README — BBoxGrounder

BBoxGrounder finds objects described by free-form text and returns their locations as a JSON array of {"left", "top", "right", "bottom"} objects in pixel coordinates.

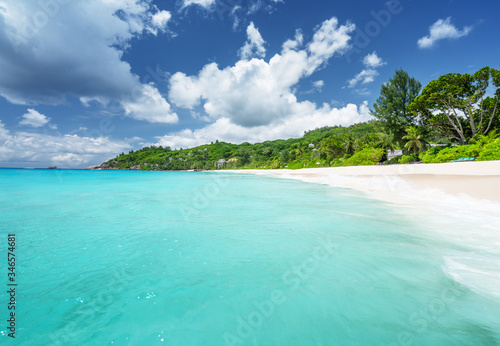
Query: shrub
[
  {"left": 344, "top": 148, "right": 384, "bottom": 166},
  {"left": 420, "top": 145, "right": 449, "bottom": 163},
  {"left": 421, "top": 144, "right": 482, "bottom": 163},
  {"left": 398, "top": 155, "right": 413, "bottom": 164},
  {"left": 269, "top": 159, "right": 280, "bottom": 169},
  {"left": 330, "top": 158, "right": 343, "bottom": 167},
  {"left": 435, "top": 144, "right": 481, "bottom": 163},
  {"left": 387, "top": 155, "right": 402, "bottom": 165},
  {"left": 477, "top": 141, "right": 500, "bottom": 161}
]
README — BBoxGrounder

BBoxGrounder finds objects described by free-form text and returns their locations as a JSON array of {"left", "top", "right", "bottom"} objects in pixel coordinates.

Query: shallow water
[{"left": 0, "top": 169, "right": 499, "bottom": 345}]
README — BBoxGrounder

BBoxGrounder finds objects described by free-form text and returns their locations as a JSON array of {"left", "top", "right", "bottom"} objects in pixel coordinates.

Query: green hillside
[{"left": 98, "top": 122, "right": 386, "bottom": 170}]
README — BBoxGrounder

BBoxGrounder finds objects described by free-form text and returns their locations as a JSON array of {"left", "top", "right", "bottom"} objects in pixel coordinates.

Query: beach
[{"left": 226, "top": 160, "right": 500, "bottom": 203}]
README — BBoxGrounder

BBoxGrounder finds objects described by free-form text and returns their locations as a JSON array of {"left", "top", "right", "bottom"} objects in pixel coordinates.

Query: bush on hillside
[
  {"left": 422, "top": 144, "right": 482, "bottom": 163},
  {"left": 398, "top": 154, "right": 419, "bottom": 164},
  {"left": 419, "top": 145, "right": 449, "bottom": 163},
  {"left": 343, "top": 148, "right": 384, "bottom": 166},
  {"left": 477, "top": 141, "right": 500, "bottom": 161}
]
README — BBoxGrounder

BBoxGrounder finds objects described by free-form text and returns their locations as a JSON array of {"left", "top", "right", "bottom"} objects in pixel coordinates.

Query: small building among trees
[{"left": 216, "top": 159, "right": 226, "bottom": 168}]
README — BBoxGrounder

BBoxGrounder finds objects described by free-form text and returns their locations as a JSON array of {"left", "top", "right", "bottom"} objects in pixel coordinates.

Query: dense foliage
[
  {"left": 419, "top": 145, "right": 482, "bottom": 163},
  {"left": 102, "top": 123, "right": 387, "bottom": 170},
  {"left": 371, "top": 69, "right": 422, "bottom": 144},
  {"left": 409, "top": 67, "right": 500, "bottom": 144},
  {"left": 419, "top": 131, "right": 500, "bottom": 163}
]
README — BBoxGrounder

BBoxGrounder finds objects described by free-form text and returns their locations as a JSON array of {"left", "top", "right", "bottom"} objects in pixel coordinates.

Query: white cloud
[
  {"left": 0, "top": 121, "right": 131, "bottom": 168},
  {"left": 306, "top": 18, "right": 355, "bottom": 74},
  {"left": 182, "top": 0, "right": 215, "bottom": 9},
  {"left": 19, "top": 108, "right": 50, "bottom": 128},
  {"left": 162, "top": 17, "right": 371, "bottom": 148},
  {"left": 346, "top": 69, "right": 379, "bottom": 88},
  {"left": 121, "top": 84, "right": 178, "bottom": 124},
  {"left": 149, "top": 10, "right": 172, "bottom": 35},
  {"left": 313, "top": 80, "right": 325, "bottom": 91},
  {"left": 418, "top": 17, "right": 472, "bottom": 49},
  {"left": 354, "top": 88, "right": 371, "bottom": 96},
  {"left": 346, "top": 51, "right": 385, "bottom": 88},
  {"left": 156, "top": 102, "right": 372, "bottom": 149},
  {"left": 169, "top": 17, "right": 356, "bottom": 128},
  {"left": 282, "top": 29, "right": 304, "bottom": 51},
  {"left": 239, "top": 22, "right": 266, "bottom": 60},
  {"left": 363, "top": 52, "right": 386, "bottom": 68},
  {"left": 0, "top": 0, "right": 177, "bottom": 124}
]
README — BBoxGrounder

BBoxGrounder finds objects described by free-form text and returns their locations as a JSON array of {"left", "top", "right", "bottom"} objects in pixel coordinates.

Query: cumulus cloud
[
  {"left": 121, "top": 84, "right": 178, "bottom": 123},
  {"left": 363, "top": 51, "right": 386, "bottom": 68},
  {"left": 19, "top": 108, "right": 50, "bottom": 128},
  {"left": 0, "top": 121, "right": 131, "bottom": 168},
  {"left": 313, "top": 80, "right": 325, "bottom": 91},
  {"left": 346, "top": 51, "right": 385, "bottom": 88},
  {"left": 0, "top": 0, "right": 177, "bottom": 124},
  {"left": 149, "top": 10, "right": 172, "bottom": 35},
  {"left": 306, "top": 18, "right": 355, "bottom": 74},
  {"left": 239, "top": 22, "right": 266, "bottom": 60},
  {"left": 282, "top": 29, "right": 304, "bottom": 51},
  {"left": 182, "top": 0, "right": 216, "bottom": 8},
  {"left": 156, "top": 102, "right": 372, "bottom": 149},
  {"left": 346, "top": 69, "right": 379, "bottom": 88},
  {"left": 162, "top": 17, "right": 371, "bottom": 148},
  {"left": 169, "top": 17, "right": 355, "bottom": 128},
  {"left": 418, "top": 17, "right": 472, "bottom": 49}
]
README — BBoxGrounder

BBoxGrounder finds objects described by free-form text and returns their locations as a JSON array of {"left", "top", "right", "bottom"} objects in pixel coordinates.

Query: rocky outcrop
[
  {"left": 86, "top": 163, "right": 115, "bottom": 170},
  {"left": 86, "top": 162, "right": 164, "bottom": 171}
]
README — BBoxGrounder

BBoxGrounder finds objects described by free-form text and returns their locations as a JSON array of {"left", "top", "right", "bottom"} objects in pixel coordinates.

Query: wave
[{"left": 261, "top": 171, "right": 500, "bottom": 302}]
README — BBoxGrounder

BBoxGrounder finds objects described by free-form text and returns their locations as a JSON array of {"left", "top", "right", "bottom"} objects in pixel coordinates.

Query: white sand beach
[{"left": 226, "top": 160, "right": 500, "bottom": 203}]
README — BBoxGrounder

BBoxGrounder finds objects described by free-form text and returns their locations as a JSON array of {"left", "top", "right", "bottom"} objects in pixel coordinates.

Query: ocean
[{"left": 0, "top": 168, "right": 499, "bottom": 345}]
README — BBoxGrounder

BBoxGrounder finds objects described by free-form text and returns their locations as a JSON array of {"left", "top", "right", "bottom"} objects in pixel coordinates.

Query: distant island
[{"left": 89, "top": 67, "right": 500, "bottom": 171}]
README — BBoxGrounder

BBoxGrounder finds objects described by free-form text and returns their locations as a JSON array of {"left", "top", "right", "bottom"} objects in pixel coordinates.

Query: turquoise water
[{"left": 0, "top": 168, "right": 499, "bottom": 345}]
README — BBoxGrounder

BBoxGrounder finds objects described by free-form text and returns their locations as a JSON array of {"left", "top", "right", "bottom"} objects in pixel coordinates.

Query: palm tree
[
  {"left": 296, "top": 147, "right": 304, "bottom": 157},
  {"left": 375, "top": 132, "right": 397, "bottom": 152},
  {"left": 477, "top": 129, "right": 499, "bottom": 145},
  {"left": 341, "top": 136, "right": 356, "bottom": 155},
  {"left": 403, "top": 127, "right": 428, "bottom": 155}
]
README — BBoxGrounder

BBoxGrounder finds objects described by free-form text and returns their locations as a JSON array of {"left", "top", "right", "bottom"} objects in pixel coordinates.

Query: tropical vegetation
[{"left": 98, "top": 66, "right": 500, "bottom": 171}]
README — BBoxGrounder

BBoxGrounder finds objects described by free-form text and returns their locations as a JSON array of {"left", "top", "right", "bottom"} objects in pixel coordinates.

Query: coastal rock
[{"left": 86, "top": 163, "right": 113, "bottom": 170}]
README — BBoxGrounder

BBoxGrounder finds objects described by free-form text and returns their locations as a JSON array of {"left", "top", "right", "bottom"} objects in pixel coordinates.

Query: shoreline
[{"left": 224, "top": 160, "right": 500, "bottom": 204}]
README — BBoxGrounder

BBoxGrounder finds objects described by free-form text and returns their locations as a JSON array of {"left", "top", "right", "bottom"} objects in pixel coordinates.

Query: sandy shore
[{"left": 225, "top": 160, "right": 500, "bottom": 203}]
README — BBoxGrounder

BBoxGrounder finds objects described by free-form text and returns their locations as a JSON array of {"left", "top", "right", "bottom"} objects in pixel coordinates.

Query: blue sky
[{"left": 0, "top": 0, "right": 499, "bottom": 168}]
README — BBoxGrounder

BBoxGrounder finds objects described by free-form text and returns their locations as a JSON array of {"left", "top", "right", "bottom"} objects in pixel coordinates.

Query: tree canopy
[
  {"left": 409, "top": 66, "right": 500, "bottom": 144},
  {"left": 403, "top": 126, "right": 428, "bottom": 155},
  {"left": 371, "top": 69, "right": 422, "bottom": 143}
]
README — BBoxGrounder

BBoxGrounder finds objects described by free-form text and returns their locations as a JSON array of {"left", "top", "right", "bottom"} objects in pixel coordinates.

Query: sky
[{"left": 0, "top": 0, "right": 499, "bottom": 168}]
